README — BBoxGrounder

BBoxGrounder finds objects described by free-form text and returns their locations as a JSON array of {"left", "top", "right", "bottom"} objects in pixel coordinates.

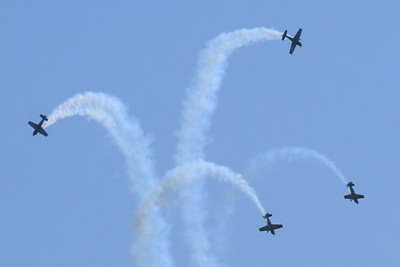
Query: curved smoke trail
[
  {"left": 247, "top": 147, "right": 348, "bottom": 185},
  {"left": 174, "top": 28, "right": 281, "bottom": 266},
  {"left": 175, "top": 27, "right": 281, "bottom": 163},
  {"left": 40, "top": 27, "right": 350, "bottom": 267},
  {"left": 133, "top": 160, "right": 265, "bottom": 266},
  {"left": 216, "top": 146, "right": 349, "bottom": 238},
  {"left": 43, "top": 92, "right": 157, "bottom": 197},
  {"left": 43, "top": 92, "right": 174, "bottom": 266}
]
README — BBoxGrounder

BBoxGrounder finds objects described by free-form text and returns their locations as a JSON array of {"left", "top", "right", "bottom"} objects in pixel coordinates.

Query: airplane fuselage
[
  {"left": 265, "top": 217, "right": 275, "bottom": 235},
  {"left": 347, "top": 187, "right": 359, "bottom": 203},
  {"left": 349, "top": 187, "right": 355, "bottom": 195},
  {"left": 347, "top": 195, "right": 359, "bottom": 204},
  {"left": 33, "top": 119, "right": 45, "bottom": 136},
  {"left": 287, "top": 36, "right": 302, "bottom": 47}
]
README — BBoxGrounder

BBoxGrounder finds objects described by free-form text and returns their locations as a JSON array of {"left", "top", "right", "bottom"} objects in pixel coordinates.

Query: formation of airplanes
[
  {"left": 28, "top": 28, "right": 364, "bottom": 238},
  {"left": 260, "top": 181, "right": 364, "bottom": 236},
  {"left": 28, "top": 114, "right": 366, "bottom": 236},
  {"left": 260, "top": 28, "right": 365, "bottom": 236},
  {"left": 27, "top": 31, "right": 303, "bottom": 139}
]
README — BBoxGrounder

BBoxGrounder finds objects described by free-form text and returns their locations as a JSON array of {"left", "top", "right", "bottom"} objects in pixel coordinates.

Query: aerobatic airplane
[
  {"left": 28, "top": 114, "right": 48, "bottom": 137},
  {"left": 282, "top": 28, "right": 303, "bottom": 54},
  {"left": 344, "top": 182, "right": 364, "bottom": 204},
  {"left": 259, "top": 213, "right": 283, "bottom": 235}
]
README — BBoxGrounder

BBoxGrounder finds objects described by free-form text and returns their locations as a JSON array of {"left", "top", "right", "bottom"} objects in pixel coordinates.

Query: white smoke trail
[
  {"left": 43, "top": 92, "right": 157, "bottom": 198},
  {"left": 175, "top": 27, "right": 281, "bottom": 164},
  {"left": 216, "top": 146, "right": 348, "bottom": 237},
  {"left": 43, "top": 92, "right": 172, "bottom": 266},
  {"left": 174, "top": 28, "right": 281, "bottom": 266},
  {"left": 247, "top": 147, "right": 348, "bottom": 185},
  {"left": 133, "top": 160, "right": 265, "bottom": 266},
  {"left": 179, "top": 179, "right": 217, "bottom": 266}
]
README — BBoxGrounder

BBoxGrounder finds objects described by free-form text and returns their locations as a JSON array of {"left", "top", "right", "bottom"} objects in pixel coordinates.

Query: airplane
[
  {"left": 282, "top": 28, "right": 303, "bottom": 54},
  {"left": 28, "top": 114, "right": 48, "bottom": 137},
  {"left": 344, "top": 182, "right": 364, "bottom": 204},
  {"left": 259, "top": 213, "right": 283, "bottom": 235}
]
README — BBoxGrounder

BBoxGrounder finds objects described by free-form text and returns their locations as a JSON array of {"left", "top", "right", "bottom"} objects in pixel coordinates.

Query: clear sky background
[{"left": 1, "top": 0, "right": 399, "bottom": 266}]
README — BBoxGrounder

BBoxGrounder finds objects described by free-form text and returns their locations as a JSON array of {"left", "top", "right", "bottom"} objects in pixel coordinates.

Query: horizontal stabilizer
[
  {"left": 40, "top": 114, "right": 48, "bottom": 121},
  {"left": 282, "top": 30, "right": 287, "bottom": 41}
]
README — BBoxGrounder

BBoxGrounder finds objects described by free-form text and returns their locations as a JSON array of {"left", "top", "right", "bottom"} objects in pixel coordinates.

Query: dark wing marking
[
  {"left": 37, "top": 127, "right": 48, "bottom": 137},
  {"left": 259, "top": 225, "right": 271, "bottom": 232},
  {"left": 290, "top": 42, "right": 297, "bottom": 54},
  {"left": 28, "top": 121, "right": 38, "bottom": 129},
  {"left": 294, "top": 28, "right": 302, "bottom": 40},
  {"left": 271, "top": 224, "right": 283, "bottom": 230}
]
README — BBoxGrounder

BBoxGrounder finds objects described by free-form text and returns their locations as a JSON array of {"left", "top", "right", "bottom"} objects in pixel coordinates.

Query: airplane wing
[
  {"left": 344, "top": 194, "right": 352, "bottom": 199},
  {"left": 294, "top": 28, "right": 302, "bottom": 40},
  {"left": 37, "top": 127, "right": 48, "bottom": 137},
  {"left": 270, "top": 224, "right": 283, "bottom": 230},
  {"left": 289, "top": 42, "right": 297, "bottom": 54},
  {"left": 355, "top": 194, "right": 364, "bottom": 199},
  {"left": 28, "top": 121, "right": 38, "bottom": 129},
  {"left": 259, "top": 224, "right": 282, "bottom": 231},
  {"left": 259, "top": 225, "right": 271, "bottom": 232}
]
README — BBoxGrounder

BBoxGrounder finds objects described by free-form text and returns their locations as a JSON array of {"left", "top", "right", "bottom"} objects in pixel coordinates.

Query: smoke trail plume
[
  {"left": 216, "top": 146, "right": 349, "bottom": 237},
  {"left": 174, "top": 28, "right": 281, "bottom": 266},
  {"left": 44, "top": 92, "right": 173, "bottom": 266},
  {"left": 44, "top": 92, "right": 157, "bottom": 198},
  {"left": 247, "top": 147, "right": 348, "bottom": 185},
  {"left": 134, "top": 160, "right": 265, "bottom": 266},
  {"left": 37, "top": 25, "right": 351, "bottom": 267},
  {"left": 175, "top": 27, "right": 281, "bottom": 164}
]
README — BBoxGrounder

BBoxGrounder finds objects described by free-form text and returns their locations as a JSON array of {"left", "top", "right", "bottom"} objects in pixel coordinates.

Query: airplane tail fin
[
  {"left": 282, "top": 30, "right": 287, "bottom": 41},
  {"left": 347, "top": 182, "right": 355, "bottom": 187},
  {"left": 40, "top": 114, "right": 48, "bottom": 121}
]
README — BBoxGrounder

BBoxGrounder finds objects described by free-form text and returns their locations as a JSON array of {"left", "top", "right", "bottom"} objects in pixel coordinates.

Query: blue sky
[{"left": 1, "top": 0, "right": 399, "bottom": 266}]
